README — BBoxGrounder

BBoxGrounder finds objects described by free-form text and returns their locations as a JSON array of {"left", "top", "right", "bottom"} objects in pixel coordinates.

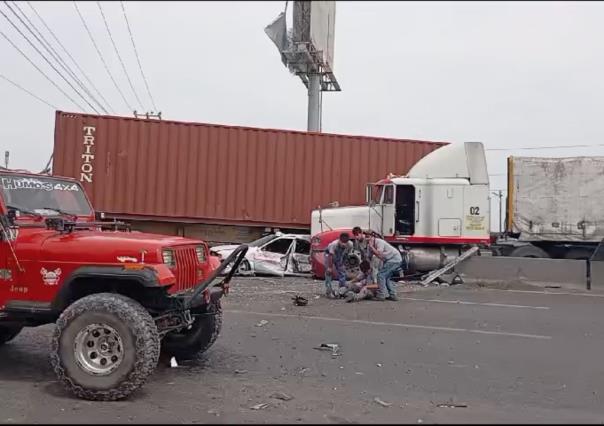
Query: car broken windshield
[{"left": 0, "top": 174, "right": 92, "bottom": 216}]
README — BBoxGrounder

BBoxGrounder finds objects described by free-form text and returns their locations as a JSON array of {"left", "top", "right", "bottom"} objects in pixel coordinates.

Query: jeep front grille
[{"left": 172, "top": 246, "right": 199, "bottom": 292}]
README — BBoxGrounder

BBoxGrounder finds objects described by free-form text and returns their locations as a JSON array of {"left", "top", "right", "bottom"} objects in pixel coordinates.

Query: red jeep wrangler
[{"left": 0, "top": 170, "right": 247, "bottom": 401}]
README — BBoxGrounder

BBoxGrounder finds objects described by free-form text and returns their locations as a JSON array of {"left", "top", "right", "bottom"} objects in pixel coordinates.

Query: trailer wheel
[
  {"left": 508, "top": 245, "right": 550, "bottom": 258},
  {"left": 161, "top": 301, "right": 223, "bottom": 361},
  {"left": 50, "top": 293, "right": 160, "bottom": 401},
  {"left": 0, "top": 325, "right": 22, "bottom": 345}
]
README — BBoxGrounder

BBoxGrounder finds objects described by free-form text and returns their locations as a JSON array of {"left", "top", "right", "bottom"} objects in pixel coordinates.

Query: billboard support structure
[{"left": 265, "top": 1, "right": 340, "bottom": 132}]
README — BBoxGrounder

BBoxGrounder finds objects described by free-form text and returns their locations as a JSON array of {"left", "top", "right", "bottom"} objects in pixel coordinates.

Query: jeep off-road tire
[
  {"left": 0, "top": 325, "right": 23, "bottom": 345},
  {"left": 161, "top": 301, "right": 222, "bottom": 361},
  {"left": 50, "top": 293, "right": 160, "bottom": 401}
]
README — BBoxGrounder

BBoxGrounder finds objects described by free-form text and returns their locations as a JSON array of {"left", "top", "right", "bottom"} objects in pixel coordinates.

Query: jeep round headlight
[
  {"left": 162, "top": 248, "right": 175, "bottom": 267},
  {"left": 195, "top": 245, "right": 206, "bottom": 263}
]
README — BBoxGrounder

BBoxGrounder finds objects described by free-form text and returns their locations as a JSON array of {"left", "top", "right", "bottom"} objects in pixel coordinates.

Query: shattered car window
[
  {"left": 295, "top": 239, "right": 311, "bottom": 255},
  {"left": 263, "top": 238, "right": 293, "bottom": 255}
]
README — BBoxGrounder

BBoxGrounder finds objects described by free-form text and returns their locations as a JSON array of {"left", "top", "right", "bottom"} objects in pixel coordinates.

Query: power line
[
  {"left": 0, "top": 3, "right": 97, "bottom": 112},
  {"left": 0, "top": 72, "right": 58, "bottom": 109},
  {"left": 120, "top": 1, "right": 157, "bottom": 111},
  {"left": 5, "top": 0, "right": 108, "bottom": 114},
  {"left": 27, "top": 0, "right": 115, "bottom": 113},
  {"left": 73, "top": 1, "right": 133, "bottom": 112},
  {"left": 486, "top": 143, "right": 604, "bottom": 152},
  {"left": 97, "top": 1, "right": 143, "bottom": 110},
  {"left": 0, "top": 28, "right": 85, "bottom": 110}
]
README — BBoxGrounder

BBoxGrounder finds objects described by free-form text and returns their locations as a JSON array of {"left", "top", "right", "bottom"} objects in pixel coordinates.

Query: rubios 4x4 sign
[
  {"left": 80, "top": 125, "right": 96, "bottom": 183},
  {"left": 1, "top": 177, "right": 79, "bottom": 192}
]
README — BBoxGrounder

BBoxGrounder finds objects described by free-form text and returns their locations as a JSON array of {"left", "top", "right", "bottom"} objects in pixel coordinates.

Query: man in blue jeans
[
  {"left": 324, "top": 232, "right": 354, "bottom": 298},
  {"left": 367, "top": 234, "right": 402, "bottom": 301}
]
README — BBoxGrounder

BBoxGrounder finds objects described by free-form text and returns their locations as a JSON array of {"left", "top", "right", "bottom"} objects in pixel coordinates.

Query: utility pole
[
  {"left": 491, "top": 190, "right": 503, "bottom": 235},
  {"left": 307, "top": 73, "right": 321, "bottom": 132}
]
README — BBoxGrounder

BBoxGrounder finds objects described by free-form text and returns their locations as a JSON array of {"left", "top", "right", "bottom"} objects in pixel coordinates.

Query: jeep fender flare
[{"left": 51, "top": 266, "right": 162, "bottom": 313}]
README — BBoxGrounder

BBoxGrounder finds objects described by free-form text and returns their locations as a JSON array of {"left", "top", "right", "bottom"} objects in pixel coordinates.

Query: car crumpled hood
[{"left": 38, "top": 230, "right": 203, "bottom": 264}]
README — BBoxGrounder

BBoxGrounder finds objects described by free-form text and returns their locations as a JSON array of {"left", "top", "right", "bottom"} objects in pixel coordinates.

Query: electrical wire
[
  {"left": 0, "top": 4, "right": 96, "bottom": 112},
  {"left": 0, "top": 28, "right": 85, "bottom": 110},
  {"left": 97, "top": 1, "right": 143, "bottom": 111},
  {"left": 73, "top": 1, "right": 133, "bottom": 112},
  {"left": 486, "top": 143, "right": 604, "bottom": 152},
  {"left": 0, "top": 72, "right": 58, "bottom": 109},
  {"left": 120, "top": 1, "right": 157, "bottom": 111},
  {"left": 5, "top": 0, "right": 108, "bottom": 114},
  {"left": 27, "top": 0, "right": 115, "bottom": 113}
]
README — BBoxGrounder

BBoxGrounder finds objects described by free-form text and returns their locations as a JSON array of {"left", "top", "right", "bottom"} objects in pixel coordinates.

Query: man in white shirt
[{"left": 367, "top": 235, "right": 402, "bottom": 301}]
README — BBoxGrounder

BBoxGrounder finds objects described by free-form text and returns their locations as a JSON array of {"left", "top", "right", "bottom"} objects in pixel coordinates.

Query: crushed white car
[{"left": 210, "top": 233, "right": 311, "bottom": 277}]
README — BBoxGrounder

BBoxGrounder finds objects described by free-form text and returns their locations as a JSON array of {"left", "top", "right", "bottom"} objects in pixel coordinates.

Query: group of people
[{"left": 324, "top": 227, "right": 403, "bottom": 303}]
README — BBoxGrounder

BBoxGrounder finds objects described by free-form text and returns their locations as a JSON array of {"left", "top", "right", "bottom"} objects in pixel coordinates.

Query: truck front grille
[{"left": 173, "top": 246, "right": 199, "bottom": 292}]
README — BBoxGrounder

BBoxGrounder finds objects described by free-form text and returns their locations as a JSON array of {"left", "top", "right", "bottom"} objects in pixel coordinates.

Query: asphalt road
[{"left": 1, "top": 277, "right": 604, "bottom": 424}]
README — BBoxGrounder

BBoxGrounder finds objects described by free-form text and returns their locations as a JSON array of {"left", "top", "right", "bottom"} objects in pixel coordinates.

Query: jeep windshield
[{"left": 0, "top": 174, "right": 92, "bottom": 217}]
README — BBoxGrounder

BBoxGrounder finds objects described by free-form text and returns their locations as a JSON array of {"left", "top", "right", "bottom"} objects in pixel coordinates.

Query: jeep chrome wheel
[
  {"left": 50, "top": 293, "right": 160, "bottom": 401},
  {"left": 74, "top": 323, "right": 124, "bottom": 376}
]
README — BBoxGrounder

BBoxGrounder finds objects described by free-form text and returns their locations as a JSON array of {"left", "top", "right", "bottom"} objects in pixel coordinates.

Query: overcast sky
[{"left": 1, "top": 1, "right": 604, "bottom": 229}]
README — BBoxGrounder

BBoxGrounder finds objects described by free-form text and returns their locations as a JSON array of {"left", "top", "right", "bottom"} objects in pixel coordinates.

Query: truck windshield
[{"left": 0, "top": 174, "right": 92, "bottom": 216}]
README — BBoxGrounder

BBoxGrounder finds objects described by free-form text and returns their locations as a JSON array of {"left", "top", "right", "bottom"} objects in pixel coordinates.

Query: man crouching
[{"left": 343, "top": 260, "right": 378, "bottom": 303}]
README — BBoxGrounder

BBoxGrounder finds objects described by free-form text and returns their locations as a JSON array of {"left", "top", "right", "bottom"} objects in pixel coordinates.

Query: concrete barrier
[
  {"left": 454, "top": 256, "right": 588, "bottom": 290},
  {"left": 589, "top": 261, "right": 604, "bottom": 288}
]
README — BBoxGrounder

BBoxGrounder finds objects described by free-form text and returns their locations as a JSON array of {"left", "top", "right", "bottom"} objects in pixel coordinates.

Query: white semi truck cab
[{"left": 311, "top": 142, "right": 492, "bottom": 272}]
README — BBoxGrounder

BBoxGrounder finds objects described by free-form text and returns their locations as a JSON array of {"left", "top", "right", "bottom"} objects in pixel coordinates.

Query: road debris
[
  {"left": 314, "top": 343, "right": 341, "bottom": 356},
  {"left": 374, "top": 397, "right": 392, "bottom": 407},
  {"left": 376, "top": 363, "right": 383, "bottom": 367},
  {"left": 437, "top": 403, "right": 468, "bottom": 408},
  {"left": 314, "top": 295, "right": 321, "bottom": 299},
  {"left": 170, "top": 357, "right": 178, "bottom": 368},
  {"left": 292, "top": 295, "right": 308, "bottom": 306},
  {"left": 256, "top": 320, "right": 269, "bottom": 327},
  {"left": 250, "top": 403, "right": 270, "bottom": 410},
  {"left": 270, "top": 392, "right": 294, "bottom": 401},
  {"left": 234, "top": 369, "right": 248, "bottom": 375}
]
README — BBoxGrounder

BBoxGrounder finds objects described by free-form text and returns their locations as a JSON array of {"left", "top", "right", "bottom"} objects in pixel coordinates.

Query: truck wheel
[
  {"left": 508, "top": 245, "right": 550, "bottom": 258},
  {"left": 50, "top": 293, "right": 160, "bottom": 401},
  {"left": 0, "top": 325, "right": 23, "bottom": 345},
  {"left": 161, "top": 301, "right": 222, "bottom": 361}
]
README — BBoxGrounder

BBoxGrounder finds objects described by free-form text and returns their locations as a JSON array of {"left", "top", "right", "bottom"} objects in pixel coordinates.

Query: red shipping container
[{"left": 52, "top": 111, "right": 446, "bottom": 229}]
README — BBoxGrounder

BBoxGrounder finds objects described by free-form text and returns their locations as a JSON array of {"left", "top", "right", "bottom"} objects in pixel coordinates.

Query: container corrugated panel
[{"left": 53, "top": 111, "right": 447, "bottom": 228}]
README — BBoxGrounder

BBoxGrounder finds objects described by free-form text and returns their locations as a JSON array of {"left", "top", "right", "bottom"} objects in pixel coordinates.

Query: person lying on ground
[{"left": 343, "top": 260, "right": 379, "bottom": 303}]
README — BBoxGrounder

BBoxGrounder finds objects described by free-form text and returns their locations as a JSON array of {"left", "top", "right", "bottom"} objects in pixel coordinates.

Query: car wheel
[
  {"left": 237, "top": 259, "right": 253, "bottom": 275},
  {"left": 50, "top": 293, "right": 160, "bottom": 401}
]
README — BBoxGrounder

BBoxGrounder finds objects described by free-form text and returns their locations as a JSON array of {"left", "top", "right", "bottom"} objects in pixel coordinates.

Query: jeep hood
[{"left": 35, "top": 230, "right": 203, "bottom": 264}]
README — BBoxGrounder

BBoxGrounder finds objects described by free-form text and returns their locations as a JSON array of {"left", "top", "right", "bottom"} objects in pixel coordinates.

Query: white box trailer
[{"left": 498, "top": 156, "right": 604, "bottom": 259}]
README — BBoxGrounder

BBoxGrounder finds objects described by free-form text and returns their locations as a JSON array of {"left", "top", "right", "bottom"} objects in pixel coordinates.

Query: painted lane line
[
  {"left": 476, "top": 288, "right": 604, "bottom": 298},
  {"left": 225, "top": 310, "right": 552, "bottom": 340},
  {"left": 403, "top": 297, "right": 550, "bottom": 310}
]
